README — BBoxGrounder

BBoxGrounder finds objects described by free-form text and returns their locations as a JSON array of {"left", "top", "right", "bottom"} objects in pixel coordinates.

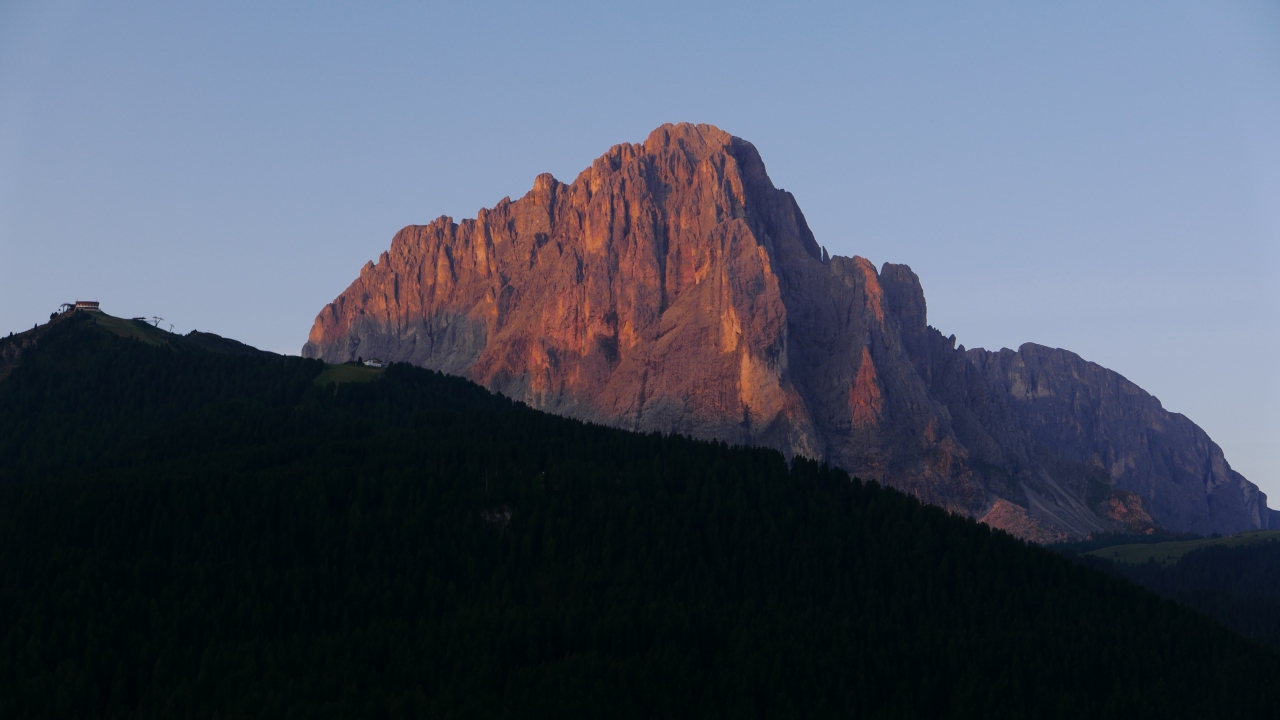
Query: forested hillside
[
  {"left": 1059, "top": 535, "right": 1280, "bottom": 651},
  {"left": 1, "top": 313, "right": 1277, "bottom": 718}
]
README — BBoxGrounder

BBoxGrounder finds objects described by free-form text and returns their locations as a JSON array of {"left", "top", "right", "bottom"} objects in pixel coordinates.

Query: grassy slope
[
  {"left": 315, "top": 362, "right": 384, "bottom": 385},
  {"left": 88, "top": 313, "right": 172, "bottom": 346},
  {"left": 1087, "top": 530, "right": 1280, "bottom": 566}
]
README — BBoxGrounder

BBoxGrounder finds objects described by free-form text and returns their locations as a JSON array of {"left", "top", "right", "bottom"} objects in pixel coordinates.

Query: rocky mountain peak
[{"left": 304, "top": 123, "right": 1274, "bottom": 540}]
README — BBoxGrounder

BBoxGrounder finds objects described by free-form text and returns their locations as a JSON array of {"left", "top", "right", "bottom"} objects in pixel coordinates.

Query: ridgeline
[{"left": 1, "top": 312, "right": 1277, "bottom": 718}]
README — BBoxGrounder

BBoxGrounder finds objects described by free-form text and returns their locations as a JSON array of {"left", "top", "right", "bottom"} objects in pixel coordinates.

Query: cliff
[{"left": 304, "top": 123, "right": 1271, "bottom": 539}]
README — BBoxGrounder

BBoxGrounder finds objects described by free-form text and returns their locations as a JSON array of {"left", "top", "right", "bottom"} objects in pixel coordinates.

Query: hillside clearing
[
  {"left": 315, "top": 363, "right": 383, "bottom": 385},
  {"left": 1086, "top": 529, "right": 1280, "bottom": 566}
]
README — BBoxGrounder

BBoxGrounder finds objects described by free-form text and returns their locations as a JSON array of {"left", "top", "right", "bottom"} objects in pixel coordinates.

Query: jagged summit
[{"left": 304, "top": 123, "right": 1274, "bottom": 540}]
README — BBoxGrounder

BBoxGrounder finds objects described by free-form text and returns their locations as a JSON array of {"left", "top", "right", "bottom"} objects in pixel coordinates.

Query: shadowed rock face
[{"left": 304, "top": 123, "right": 1272, "bottom": 539}]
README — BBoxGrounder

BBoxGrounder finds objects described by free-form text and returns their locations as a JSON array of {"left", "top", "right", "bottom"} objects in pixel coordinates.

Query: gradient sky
[{"left": 2, "top": 1, "right": 1278, "bottom": 497}]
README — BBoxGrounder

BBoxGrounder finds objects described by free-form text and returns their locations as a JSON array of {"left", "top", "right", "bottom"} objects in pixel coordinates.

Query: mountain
[
  {"left": 304, "top": 123, "right": 1272, "bottom": 541},
  {"left": 3, "top": 313, "right": 1279, "bottom": 717}
]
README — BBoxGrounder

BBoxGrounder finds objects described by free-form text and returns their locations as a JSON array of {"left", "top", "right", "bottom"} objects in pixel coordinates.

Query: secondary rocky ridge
[{"left": 305, "top": 123, "right": 1275, "bottom": 539}]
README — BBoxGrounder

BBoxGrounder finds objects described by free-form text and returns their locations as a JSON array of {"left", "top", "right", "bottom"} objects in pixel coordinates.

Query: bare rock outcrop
[{"left": 305, "top": 123, "right": 1273, "bottom": 540}]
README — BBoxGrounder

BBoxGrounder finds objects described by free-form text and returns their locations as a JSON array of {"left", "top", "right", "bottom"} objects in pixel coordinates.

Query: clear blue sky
[{"left": 3, "top": 1, "right": 1277, "bottom": 497}]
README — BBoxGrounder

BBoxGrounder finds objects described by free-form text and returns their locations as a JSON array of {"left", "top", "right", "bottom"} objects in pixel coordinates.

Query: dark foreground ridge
[{"left": 2, "top": 313, "right": 1278, "bottom": 718}]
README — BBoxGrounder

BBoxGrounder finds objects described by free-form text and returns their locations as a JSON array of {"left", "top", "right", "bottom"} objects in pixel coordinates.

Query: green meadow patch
[
  {"left": 1086, "top": 529, "right": 1280, "bottom": 566},
  {"left": 315, "top": 362, "right": 384, "bottom": 386}
]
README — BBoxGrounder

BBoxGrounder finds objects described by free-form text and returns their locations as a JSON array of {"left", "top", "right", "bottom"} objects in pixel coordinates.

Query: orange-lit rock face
[
  {"left": 306, "top": 122, "right": 1275, "bottom": 541},
  {"left": 849, "top": 347, "right": 883, "bottom": 429},
  {"left": 979, "top": 499, "right": 1068, "bottom": 545},
  {"left": 1103, "top": 490, "right": 1155, "bottom": 534},
  {"left": 306, "top": 124, "right": 820, "bottom": 456}
]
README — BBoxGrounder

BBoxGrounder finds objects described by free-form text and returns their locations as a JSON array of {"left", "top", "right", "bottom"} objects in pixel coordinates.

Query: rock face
[{"left": 305, "top": 123, "right": 1272, "bottom": 539}]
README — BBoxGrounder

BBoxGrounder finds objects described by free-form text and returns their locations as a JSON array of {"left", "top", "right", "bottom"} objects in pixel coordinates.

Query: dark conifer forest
[
  {"left": 1, "top": 313, "right": 1278, "bottom": 718},
  {"left": 1071, "top": 541, "right": 1280, "bottom": 651}
]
